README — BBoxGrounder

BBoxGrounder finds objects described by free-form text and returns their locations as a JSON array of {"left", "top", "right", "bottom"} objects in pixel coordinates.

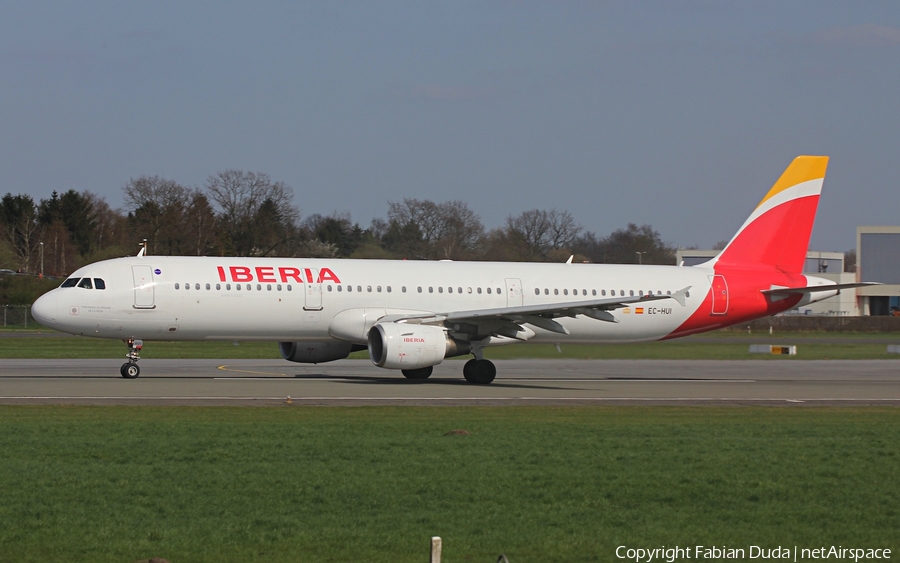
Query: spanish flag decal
[{"left": 635, "top": 307, "right": 644, "bottom": 315}]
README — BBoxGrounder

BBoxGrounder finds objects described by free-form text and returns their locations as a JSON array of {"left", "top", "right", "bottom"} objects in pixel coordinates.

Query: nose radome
[{"left": 31, "top": 293, "right": 57, "bottom": 325}]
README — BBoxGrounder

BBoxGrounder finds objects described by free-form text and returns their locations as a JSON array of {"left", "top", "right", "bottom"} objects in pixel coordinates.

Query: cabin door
[
  {"left": 505, "top": 278, "right": 523, "bottom": 307},
  {"left": 132, "top": 265, "right": 156, "bottom": 309},
  {"left": 709, "top": 275, "right": 728, "bottom": 315},
  {"left": 304, "top": 268, "right": 323, "bottom": 311}
]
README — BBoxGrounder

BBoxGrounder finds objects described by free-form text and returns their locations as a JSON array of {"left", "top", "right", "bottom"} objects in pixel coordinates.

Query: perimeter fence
[{"left": 2, "top": 305, "right": 36, "bottom": 328}]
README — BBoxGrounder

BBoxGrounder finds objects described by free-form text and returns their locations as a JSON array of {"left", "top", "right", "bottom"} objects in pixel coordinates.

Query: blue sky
[{"left": 2, "top": 1, "right": 899, "bottom": 252}]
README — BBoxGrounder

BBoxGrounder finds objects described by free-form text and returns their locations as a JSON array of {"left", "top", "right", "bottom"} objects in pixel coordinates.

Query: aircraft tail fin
[{"left": 707, "top": 155, "right": 828, "bottom": 275}]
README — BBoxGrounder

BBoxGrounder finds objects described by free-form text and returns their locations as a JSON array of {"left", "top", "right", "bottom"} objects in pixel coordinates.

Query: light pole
[
  {"left": 39, "top": 242, "right": 44, "bottom": 277},
  {"left": 635, "top": 251, "right": 645, "bottom": 265}
]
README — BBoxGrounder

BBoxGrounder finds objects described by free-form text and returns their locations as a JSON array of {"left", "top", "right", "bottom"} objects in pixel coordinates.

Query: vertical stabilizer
[{"left": 709, "top": 156, "right": 828, "bottom": 275}]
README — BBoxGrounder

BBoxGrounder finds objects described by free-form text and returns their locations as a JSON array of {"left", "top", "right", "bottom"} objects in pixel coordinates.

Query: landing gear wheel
[
  {"left": 467, "top": 359, "right": 496, "bottom": 385},
  {"left": 401, "top": 366, "right": 433, "bottom": 380},
  {"left": 121, "top": 337, "right": 144, "bottom": 378},
  {"left": 463, "top": 359, "right": 477, "bottom": 382},
  {"left": 120, "top": 362, "right": 140, "bottom": 379}
]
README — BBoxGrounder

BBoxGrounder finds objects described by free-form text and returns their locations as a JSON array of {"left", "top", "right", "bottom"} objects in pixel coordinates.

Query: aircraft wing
[{"left": 378, "top": 286, "right": 691, "bottom": 338}]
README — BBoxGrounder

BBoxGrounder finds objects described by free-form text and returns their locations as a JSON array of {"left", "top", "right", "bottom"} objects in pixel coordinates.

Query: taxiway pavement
[{"left": 1, "top": 358, "right": 898, "bottom": 406}]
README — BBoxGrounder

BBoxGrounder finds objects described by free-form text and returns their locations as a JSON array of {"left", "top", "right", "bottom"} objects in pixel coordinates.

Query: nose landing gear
[{"left": 121, "top": 337, "right": 143, "bottom": 379}]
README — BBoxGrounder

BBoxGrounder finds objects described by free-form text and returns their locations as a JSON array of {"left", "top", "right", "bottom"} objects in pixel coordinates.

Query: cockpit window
[
  {"left": 77, "top": 278, "right": 93, "bottom": 290},
  {"left": 60, "top": 278, "right": 79, "bottom": 288},
  {"left": 94, "top": 278, "right": 106, "bottom": 290}
]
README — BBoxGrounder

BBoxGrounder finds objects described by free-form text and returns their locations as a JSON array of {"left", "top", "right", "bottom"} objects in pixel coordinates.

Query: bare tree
[
  {"left": 545, "top": 209, "right": 581, "bottom": 251},
  {"left": 434, "top": 200, "right": 484, "bottom": 259},
  {"left": 0, "top": 193, "right": 39, "bottom": 272},
  {"left": 386, "top": 198, "right": 484, "bottom": 259},
  {"left": 185, "top": 191, "right": 220, "bottom": 256},
  {"left": 205, "top": 170, "right": 299, "bottom": 256}
]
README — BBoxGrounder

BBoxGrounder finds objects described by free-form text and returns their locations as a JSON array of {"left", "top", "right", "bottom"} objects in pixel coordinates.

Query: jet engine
[
  {"left": 278, "top": 340, "right": 356, "bottom": 363},
  {"left": 367, "top": 323, "right": 470, "bottom": 370}
]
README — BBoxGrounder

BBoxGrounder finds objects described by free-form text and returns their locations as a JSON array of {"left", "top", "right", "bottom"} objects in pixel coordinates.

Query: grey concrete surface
[{"left": 0, "top": 358, "right": 898, "bottom": 406}]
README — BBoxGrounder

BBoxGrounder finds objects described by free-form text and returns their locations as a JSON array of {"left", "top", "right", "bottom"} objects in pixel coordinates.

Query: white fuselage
[{"left": 34, "top": 256, "right": 712, "bottom": 345}]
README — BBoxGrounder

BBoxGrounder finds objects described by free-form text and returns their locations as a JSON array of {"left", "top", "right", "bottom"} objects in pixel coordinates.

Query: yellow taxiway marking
[{"left": 217, "top": 365, "right": 287, "bottom": 377}]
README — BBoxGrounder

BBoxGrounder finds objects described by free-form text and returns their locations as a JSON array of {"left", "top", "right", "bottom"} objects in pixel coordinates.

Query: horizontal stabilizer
[{"left": 762, "top": 282, "right": 880, "bottom": 296}]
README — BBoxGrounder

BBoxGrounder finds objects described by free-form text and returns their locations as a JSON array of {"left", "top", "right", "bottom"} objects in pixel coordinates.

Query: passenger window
[
  {"left": 447, "top": 287, "right": 452, "bottom": 293},
  {"left": 336, "top": 285, "right": 341, "bottom": 292},
  {"left": 387, "top": 286, "right": 391, "bottom": 293},
  {"left": 185, "top": 283, "right": 190, "bottom": 290},
  {"left": 534, "top": 288, "right": 540, "bottom": 295},
  {"left": 467, "top": 287, "right": 472, "bottom": 294},
  {"left": 236, "top": 284, "right": 241, "bottom": 291},
  {"left": 226, "top": 284, "right": 231, "bottom": 290},
  {"left": 196, "top": 283, "right": 201, "bottom": 290},
  {"left": 367, "top": 286, "right": 372, "bottom": 292},
  {"left": 418, "top": 287, "right": 423, "bottom": 293},
  {"left": 268, "top": 284, "right": 273, "bottom": 291},
  {"left": 206, "top": 283, "right": 211, "bottom": 290},
  {"left": 357, "top": 286, "right": 362, "bottom": 292},
  {"left": 439, "top": 287, "right": 444, "bottom": 293},
  {"left": 348, "top": 285, "right": 353, "bottom": 292},
  {"left": 94, "top": 278, "right": 106, "bottom": 290},
  {"left": 554, "top": 289, "right": 559, "bottom": 295},
  {"left": 563, "top": 289, "right": 568, "bottom": 295},
  {"left": 477, "top": 288, "right": 482, "bottom": 294},
  {"left": 287, "top": 285, "right": 293, "bottom": 291},
  {"left": 216, "top": 284, "right": 221, "bottom": 290},
  {"left": 458, "top": 287, "right": 462, "bottom": 294},
  {"left": 496, "top": 288, "right": 501, "bottom": 294},
  {"left": 257, "top": 284, "right": 262, "bottom": 291},
  {"left": 601, "top": 290, "right": 606, "bottom": 296},
  {"left": 639, "top": 290, "right": 644, "bottom": 296},
  {"left": 402, "top": 286, "right": 407, "bottom": 293},
  {"left": 544, "top": 288, "right": 549, "bottom": 295},
  {"left": 376, "top": 286, "right": 381, "bottom": 293},
  {"left": 326, "top": 285, "right": 332, "bottom": 292},
  {"left": 78, "top": 278, "right": 93, "bottom": 289},
  {"left": 487, "top": 288, "right": 492, "bottom": 294},
  {"left": 175, "top": 283, "right": 180, "bottom": 290},
  {"left": 61, "top": 278, "right": 79, "bottom": 288},
  {"left": 429, "top": 287, "right": 434, "bottom": 293}
]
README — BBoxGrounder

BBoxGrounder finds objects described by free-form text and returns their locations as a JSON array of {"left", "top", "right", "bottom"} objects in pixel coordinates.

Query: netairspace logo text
[{"left": 616, "top": 545, "right": 892, "bottom": 563}]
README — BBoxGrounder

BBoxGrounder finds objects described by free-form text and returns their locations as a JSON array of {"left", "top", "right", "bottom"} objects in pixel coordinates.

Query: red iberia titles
[{"left": 216, "top": 266, "right": 341, "bottom": 284}]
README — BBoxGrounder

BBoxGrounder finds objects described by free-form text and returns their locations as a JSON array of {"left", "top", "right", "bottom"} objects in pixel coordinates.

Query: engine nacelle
[
  {"left": 368, "top": 323, "right": 470, "bottom": 370},
  {"left": 278, "top": 340, "right": 354, "bottom": 363}
]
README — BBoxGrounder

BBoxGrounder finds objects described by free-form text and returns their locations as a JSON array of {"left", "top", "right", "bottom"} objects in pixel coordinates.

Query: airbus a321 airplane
[{"left": 31, "top": 156, "right": 868, "bottom": 383}]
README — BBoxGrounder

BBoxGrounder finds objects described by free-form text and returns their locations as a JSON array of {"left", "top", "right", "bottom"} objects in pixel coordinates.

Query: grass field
[
  {"left": 0, "top": 406, "right": 897, "bottom": 563},
  {"left": 1, "top": 331, "right": 899, "bottom": 360}
]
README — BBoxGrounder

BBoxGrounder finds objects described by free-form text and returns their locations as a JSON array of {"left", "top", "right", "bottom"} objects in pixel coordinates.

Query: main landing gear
[
  {"left": 463, "top": 358, "right": 496, "bottom": 384},
  {"left": 120, "top": 337, "right": 143, "bottom": 379},
  {"left": 400, "top": 358, "right": 497, "bottom": 384}
]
